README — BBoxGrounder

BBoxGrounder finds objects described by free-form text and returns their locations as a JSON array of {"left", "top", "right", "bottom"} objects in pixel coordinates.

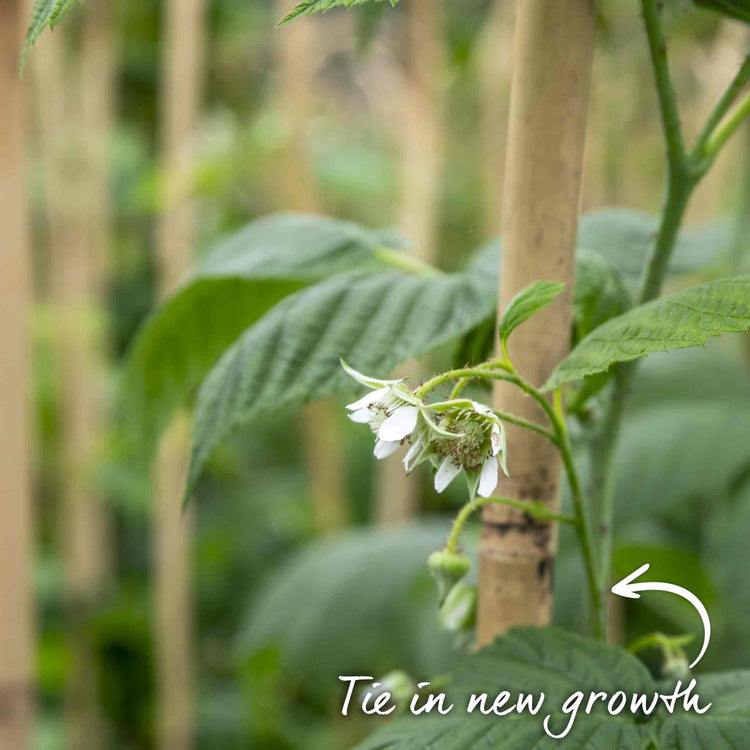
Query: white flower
[
  {"left": 342, "top": 360, "right": 422, "bottom": 460},
  {"left": 431, "top": 399, "right": 508, "bottom": 501}
]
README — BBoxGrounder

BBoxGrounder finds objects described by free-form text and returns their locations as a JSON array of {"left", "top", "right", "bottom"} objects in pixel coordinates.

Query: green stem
[
  {"left": 373, "top": 246, "right": 445, "bottom": 277},
  {"left": 691, "top": 53, "right": 750, "bottom": 163},
  {"left": 415, "top": 365, "right": 513, "bottom": 399},
  {"left": 704, "top": 90, "right": 750, "bottom": 161},
  {"left": 445, "top": 496, "right": 577, "bottom": 554}
]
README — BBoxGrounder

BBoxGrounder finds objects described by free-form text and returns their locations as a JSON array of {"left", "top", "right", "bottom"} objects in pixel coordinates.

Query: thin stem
[
  {"left": 415, "top": 366, "right": 514, "bottom": 399},
  {"left": 445, "top": 496, "right": 577, "bottom": 554},
  {"left": 373, "top": 246, "right": 445, "bottom": 277},
  {"left": 691, "top": 54, "right": 750, "bottom": 162},
  {"left": 641, "top": 0, "right": 686, "bottom": 168},
  {"left": 704, "top": 90, "right": 750, "bottom": 160}
]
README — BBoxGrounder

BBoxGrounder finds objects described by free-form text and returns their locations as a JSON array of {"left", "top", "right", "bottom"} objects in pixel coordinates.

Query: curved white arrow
[{"left": 611, "top": 563, "right": 711, "bottom": 669}]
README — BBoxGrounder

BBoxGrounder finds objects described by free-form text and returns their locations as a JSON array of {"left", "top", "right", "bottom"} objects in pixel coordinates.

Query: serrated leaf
[
  {"left": 277, "top": 0, "right": 398, "bottom": 27},
  {"left": 20, "top": 0, "right": 80, "bottom": 71},
  {"left": 187, "top": 269, "right": 495, "bottom": 493},
  {"left": 355, "top": 628, "right": 750, "bottom": 750},
  {"left": 237, "top": 523, "right": 465, "bottom": 697},
  {"left": 545, "top": 277, "right": 750, "bottom": 391},
  {"left": 120, "top": 214, "right": 396, "bottom": 460},
  {"left": 354, "top": 627, "right": 654, "bottom": 749},
  {"left": 498, "top": 281, "right": 565, "bottom": 344}
]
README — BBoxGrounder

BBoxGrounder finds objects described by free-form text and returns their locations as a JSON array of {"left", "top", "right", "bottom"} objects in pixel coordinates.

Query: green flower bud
[
  {"left": 663, "top": 653, "right": 690, "bottom": 681},
  {"left": 374, "top": 670, "right": 417, "bottom": 711},
  {"left": 428, "top": 549, "right": 471, "bottom": 603},
  {"left": 439, "top": 582, "right": 477, "bottom": 633}
]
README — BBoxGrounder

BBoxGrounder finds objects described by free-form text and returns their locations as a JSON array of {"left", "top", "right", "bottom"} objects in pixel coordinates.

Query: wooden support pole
[
  {"left": 477, "top": 0, "right": 595, "bottom": 645},
  {"left": 0, "top": 1, "right": 33, "bottom": 747},
  {"left": 155, "top": 0, "right": 205, "bottom": 746}
]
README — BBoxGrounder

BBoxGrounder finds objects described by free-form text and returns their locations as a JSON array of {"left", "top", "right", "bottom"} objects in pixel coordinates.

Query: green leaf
[
  {"left": 20, "top": 0, "right": 80, "bottom": 71},
  {"left": 277, "top": 0, "right": 398, "bottom": 27},
  {"left": 545, "top": 277, "right": 750, "bottom": 390},
  {"left": 355, "top": 627, "right": 655, "bottom": 749},
  {"left": 120, "top": 213, "right": 396, "bottom": 459},
  {"left": 237, "top": 523, "right": 465, "bottom": 698},
  {"left": 355, "top": 627, "right": 750, "bottom": 750},
  {"left": 498, "top": 281, "right": 565, "bottom": 344},
  {"left": 187, "top": 268, "right": 495, "bottom": 493}
]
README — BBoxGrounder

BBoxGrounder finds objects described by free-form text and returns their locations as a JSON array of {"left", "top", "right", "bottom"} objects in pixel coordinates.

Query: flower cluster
[{"left": 343, "top": 361, "right": 509, "bottom": 502}]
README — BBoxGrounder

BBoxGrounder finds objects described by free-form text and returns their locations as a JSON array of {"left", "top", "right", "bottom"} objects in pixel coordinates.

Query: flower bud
[
  {"left": 428, "top": 549, "right": 471, "bottom": 603},
  {"left": 372, "top": 670, "right": 417, "bottom": 711},
  {"left": 663, "top": 653, "right": 690, "bottom": 681},
  {"left": 439, "top": 582, "right": 477, "bottom": 633}
]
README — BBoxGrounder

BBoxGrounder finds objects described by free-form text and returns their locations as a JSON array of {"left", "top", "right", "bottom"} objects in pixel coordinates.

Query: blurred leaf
[
  {"left": 356, "top": 627, "right": 750, "bottom": 749},
  {"left": 237, "top": 524, "right": 467, "bottom": 698},
  {"left": 573, "top": 249, "right": 632, "bottom": 344},
  {"left": 613, "top": 545, "right": 715, "bottom": 639},
  {"left": 121, "top": 214, "right": 396, "bottom": 460},
  {"left": 613, "top": 402, "right": 750, "bottom": 531},
  {"left": 187, "top": 269, "right": 494, "bottom": 493},
  {"left": 277, "top": 0, "right": 398, "bottom": 27},
  {"left": 20, "top": 0, "right": 80, "bottom": 71},
  {"left": 577, "top": 209, "right": 731, "bottom": 283},
  {"left": 546, "top": 277, "right": 750, "bottom": 390},
  {"left": 498, "top": 281, "right": 565, "bottom": 344}
]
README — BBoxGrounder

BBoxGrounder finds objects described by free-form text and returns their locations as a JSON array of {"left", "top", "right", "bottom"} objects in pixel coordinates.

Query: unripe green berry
[{"left": 428, "top": 549, "right": 471, "bottom": 603}]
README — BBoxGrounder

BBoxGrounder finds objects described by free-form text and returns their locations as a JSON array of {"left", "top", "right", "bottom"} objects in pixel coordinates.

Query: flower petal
[
  {"left": 378, "top": 405, "right": 419, "bottom": 442},
  {"left": 345, "top": 387, "right": 390, "bottom": 411},
  {"left": 340, "top": 359, "right": 402, "bottom": 389},
  {"left": 403, "top": 440, "right": 422, "bottom": 472},
  {"left": 434, "top": 457, "right": 461, "bottom": 494},
  {"left": 477, "top": 456, "right": 499, "bottom": 498},
  {"left": 348, "top": 408, "right": 372, "bottom": 424},
  {"left": 490, "top": 422, "right": 502, "bottom": 456},
  {"left": 374, "top": 439, "right": 400, "bottom": 459}
]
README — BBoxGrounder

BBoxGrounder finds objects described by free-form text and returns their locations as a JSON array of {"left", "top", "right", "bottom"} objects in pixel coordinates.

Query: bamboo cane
[
  {"left": 0, "top": 1, "right": 33, "bottom": 746},
  {"left": 477, "top": 0, "right": 596, "bottom": 645}
]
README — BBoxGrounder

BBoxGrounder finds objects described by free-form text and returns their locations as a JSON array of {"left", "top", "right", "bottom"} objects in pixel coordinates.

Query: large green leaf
[
  {"left": 277, "top": 0, "right": 398, "bottom": 27},
  {"left": 694, "top": 0, "right": 750, "bottom": 24},
  {"left": 545, "top": 277, "right": 750, "bottom": 390},
  {"left": 355, "top": 627, "right": 654, "bottom": 749},
  {"left": 187, "top": 268, "right": 495, "bottom": 493},
  {"left": 20, "top": 0, "right": 80, "bottom": 70},
  {"left": 121, "top": 213, "right": 395, "bottom": 458},
  {"left": 237, "top": 523, "right": 467, "bottom": 698},
  {"left": 355, "top": 627, "right": 750, "bottom": 750}
]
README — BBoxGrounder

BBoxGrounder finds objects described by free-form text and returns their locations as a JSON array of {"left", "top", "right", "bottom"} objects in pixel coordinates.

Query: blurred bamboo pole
[
  {"left": 275, "top": 0, "right": 350, "bottom": 533},
  {"left": 31, "top": 2, "right": 115, "bottom": 745},
  {"left": 478, "top": 0, "right": 514, "bottom": 241},
  {"left": 155, "top": 0, "right": 205, "bottom": 746},
  {"left": 375, "top": 0, "right": 445, "bottom": 526},
  {"left": 477, "top": 0, "right": 595, "bottom": 645},
  {"left": 0, "top": 1, "right": 33, "bottom": 747}
]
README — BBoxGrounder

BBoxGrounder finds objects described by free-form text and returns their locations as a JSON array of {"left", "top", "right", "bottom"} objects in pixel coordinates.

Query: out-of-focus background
[{"left": 2, "top": 0, "right": 749, "bottom": 748}]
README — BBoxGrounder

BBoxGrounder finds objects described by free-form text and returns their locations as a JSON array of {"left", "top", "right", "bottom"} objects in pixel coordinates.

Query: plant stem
[
  {"left": 704, "top": 90, "right": 750, "bottom": 161},
  {"left": 415, "top": 365, "right": 512, "bottom": 399},
  {"left": 691, "top": 53, "right": 750, "bottom": 163},
  {"left": 445, "top": 496, "right": 576, "bottom": 554}
]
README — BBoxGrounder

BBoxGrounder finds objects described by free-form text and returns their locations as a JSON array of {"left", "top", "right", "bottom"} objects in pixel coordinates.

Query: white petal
[
  {"left": 403, "top": 440, "right": 422, "bottom": 472},
  {"left": 345, "top": 387, "right": 390, "bottom": 411},
  {"left": 490, "top": 422, "right": 502, "bottom": 456},
  {"left": 348, "top": 408, "right": 372, "bottom": 424},
  {"left": 434, "top": 457, "right": 461, "bottom": 494},
  {"left": 340, "top": 359, "right": 402, "bottom": 388},
  {"left": 470, "top": 401, "right": 493, "bottom": 416},
  {"left": 374, "top": 439, "right": 400, "bottom": 459},
  {"left": 378, "top": 405, "right": 419, "bottom": 442},
  {"left": 477, "top": 456, "right": 499, "bottom": 498}
]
